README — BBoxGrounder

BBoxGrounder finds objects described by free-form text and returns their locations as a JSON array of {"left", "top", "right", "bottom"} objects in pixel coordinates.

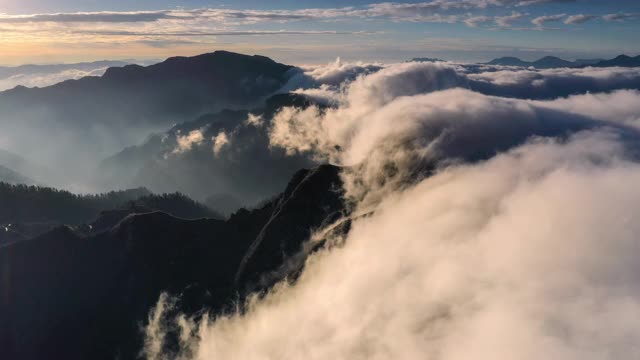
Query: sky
[{"left": 0, "top": 0, "right": 638, "bottom": 65}]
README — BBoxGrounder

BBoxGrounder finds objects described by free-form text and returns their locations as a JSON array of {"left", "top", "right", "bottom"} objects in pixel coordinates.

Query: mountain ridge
[
  {"left": 0, "top": 163, "right": 347, "bottom": 360},
  {"left": 485, "top": 54, "right": 640, "bottom": 68},
  {"left": 0, "top": 50, "right": 297, "bottom": 187}
]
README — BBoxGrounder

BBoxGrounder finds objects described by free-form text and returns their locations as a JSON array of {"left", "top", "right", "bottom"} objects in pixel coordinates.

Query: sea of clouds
[
  {"left": 145, "top": 59, "right": 640, "bottom": 360},
  {"left": 0, "top": 61, "right": 138, "bottom": 91}
]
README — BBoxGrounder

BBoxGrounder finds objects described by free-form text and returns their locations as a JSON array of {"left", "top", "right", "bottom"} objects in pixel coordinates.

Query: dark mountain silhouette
[
  {"left": 531, "top": 56, "right": 575, "bottom": 68},
  {"left": 574, "top": 58, "right": 605, "bottom": 66},
  {"left": 485, "top": 54, "right": 640, "bottom": 68},
  {"left": 593, "top": 54, "right": 640, "bottom": 68},
  {"left": 486, "top": 56, "right": 532, "bottom": 67},
  {"left": 0, "top": 183, "right": 219, "bottom": 231},
  {"left": 0, "top": 51, "right": 296, "bottom": 186},
  {"left": 205, "top": 193, "right": 243, "bottom": 217},
  {"left": 0, "top": 164, "right": 347, "bottom": 360},
  {"left": 0, "top": 183, "right": 150, "bottom": 225},
  {"left": 98, "top": 93, "right": 317, "bottom": 207},
  {"left": 410, "top": 57, "right": 445, "bottom": 63},
  {"left": 0, "top": 51, "right": 293, "bottom": 125}
]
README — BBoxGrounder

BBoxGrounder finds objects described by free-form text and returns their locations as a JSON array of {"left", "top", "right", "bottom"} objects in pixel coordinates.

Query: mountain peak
[
  {"left": 593, "top": 54, "right": 640, "bottom": 67},
  {"left": 102, "top": 51, "right": 290, "bottom": 81},
  {"left": 486, "top": 57, "right": 530, "bottom": 67},
  {"left": 536, "top": 56, "right": 563, "bottom": 61},
  {"left": 531, "top": 56, "right": 574, "bottom": 68},
  {"left": 486, "top": 54, "right": 640, "bottom": 69}
]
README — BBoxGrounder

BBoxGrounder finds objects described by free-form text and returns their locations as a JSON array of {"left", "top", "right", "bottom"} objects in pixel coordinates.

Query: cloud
[
  {"left": 145, "top": 60, "right": 640, "bottom": 360},
  {"left": 272, "top": 62, "right": 470, "bottom": 162},
  {"left": 290, "top": 60, "right": 640, "bottom": 102},
  {"left": 212, "top": 131, "right": 230, "bottom": 157},
  {"left": 0, "top": 66, "right": 108, "bottom": 91},
  {"left": 160, "top": 131, "right": 640, "bottom": 360},
  {"left": 495, "top": 12, "right": 525, "bottom": 27},
  {"left": 0, "top": 2, "right": 597, "bottom": 35},
  {"left": 564, "top": 14, "right": 598, "bottom": 24},
  {"left": 531, "top": 13, "right": 565, "bottom": 26},
  {"left": 173, "top": 128, "right": 206, "bottom": 154},
  {"left": 0, "top": 1, "right": 634, "bottom": 52},
  {"left": 245, "top": 113, "right": 265, "bottom": 128},
  {"left": 281, "top": 58, "right": 383, "bottom": 92},
  {"left": 359, "top": 2, "right": 476, "bottom": 22},
  {"left": 533, "top": 90, "right": 640, "bottom": 128},
  {"left": 514, "top": 0, "right": 577, "bottom": 5},
  {"left": 467, "top": 66, "right": 640, "bottom": 99},
  {"left": 269, "top": 62, "right": 640, "bottom": 201},
  {"left": 603, "top": 13, "right": 640, "bottom": 22},
  {"left": 81, "top": 30, "right": 369, "bottom": 37},
  {"left": 0, "top": 4, "right": 474, "bottom": 27},
  {"left": 0, "top": 10, "right": 180, "bottom": 23},
  {"left": 0, "top": 4, "right": 472, "bottom": 47},
  {"left": 464, "top": 15, "right": 493, "bottom": 27}
]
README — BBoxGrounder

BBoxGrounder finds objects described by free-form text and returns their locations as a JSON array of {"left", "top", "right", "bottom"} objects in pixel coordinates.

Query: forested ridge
[{"left": 0, "top": 182, "right": 219, "bottom": 224}]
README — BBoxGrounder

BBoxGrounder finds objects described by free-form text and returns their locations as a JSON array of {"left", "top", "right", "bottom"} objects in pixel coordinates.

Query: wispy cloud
[
  {"left": 81, "top": 30, "right": 377, "bottom": 37},
  {"left": 464, "top": 15, "right": 493, "bottom": 27},
  {"left": 514, "top": 0, "right": 577, "bottom": 5},
  {"left": 0, "top": 1, "right": 589, "bottom": 28},
  {"left": 0, "top": 11, "right": 180, "bottom": 23},
  {"left": 495, "top": 12, "right": 525, "bottom": 27},
  {"left": 531, "top": 13, "right": 565, "bottom": 26},
  {"left": 0, "top": 1, "right": 634, "bottom": 65},
  {"left": 603, "top": 13, "right": 640, "bottom": 22},
  {"left": 564, "top": 14, "right": 598, "bottom": 24}
]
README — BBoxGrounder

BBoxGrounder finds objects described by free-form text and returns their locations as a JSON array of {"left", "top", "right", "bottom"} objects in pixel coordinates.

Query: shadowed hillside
[
  {"left": 0, "top": 164, "right": 347, "bottom": 360},
  {"left": 0, "top": 183, "right": 220, "bottom": 226}
]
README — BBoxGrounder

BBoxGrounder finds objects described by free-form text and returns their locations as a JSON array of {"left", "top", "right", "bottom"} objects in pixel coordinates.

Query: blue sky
[{"left": 0, "top": 0, "right": 638, "bottom": 65}]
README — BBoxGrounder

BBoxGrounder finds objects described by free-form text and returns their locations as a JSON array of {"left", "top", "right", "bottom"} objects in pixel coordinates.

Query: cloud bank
[
  {"left": 143, "top": 60, "right": 640, "bottom": 359},
  {"left": 156, "top": 131, "right": 640, "bottom": 360},
  {"left": 467, "top": 66, "right": 640, "bottom": 99},
  {"left": 0, "top": 61, "right": 134, "bottom": 91}
]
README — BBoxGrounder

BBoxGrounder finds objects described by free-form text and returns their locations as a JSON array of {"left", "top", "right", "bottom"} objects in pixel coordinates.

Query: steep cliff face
[{"left": 0, "top": 164, "right": 346, "bottom": 360}]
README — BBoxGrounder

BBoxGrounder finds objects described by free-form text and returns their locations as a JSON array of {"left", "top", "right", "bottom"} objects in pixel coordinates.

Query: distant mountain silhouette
[
  {"left": 0, "top": 51, "right": 292, "bottom": 120},
  {"left": 574, "top": 58, "right": 605, "bottom": 66},
  {"left": 486, "top": 56, "right": 532, "bottom": 67},
  {"left": 0, "top": 164, "right": 347, "bottom": 360},
  {"left": 485, "top": 54, "right": 640, "bottom": 68},
  {"left": 410, "top": 57, "right": 445, "bottom": 63},
  {"left": 0, "top": 183, "right": 219, "bottom": 232},
  {"left": 0, "top": 51, "right": 296, "bottom": 185},
  {"left": 593, "top": 54, "right": 640, "bottom": 68},
  {"left": 0, "top": 183, "right": 151, "bottom": 225},
  {"left": 531, "top": 56, "right": 575, "bottom": 68}
]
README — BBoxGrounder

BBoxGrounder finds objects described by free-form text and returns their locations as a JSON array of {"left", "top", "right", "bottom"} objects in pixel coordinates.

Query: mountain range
[
  {"left": 0, "top": 51, "right": 296, "bottom": 186},
  {"left": 485, "top": 54, "right": 640, "bottom": 68}
]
